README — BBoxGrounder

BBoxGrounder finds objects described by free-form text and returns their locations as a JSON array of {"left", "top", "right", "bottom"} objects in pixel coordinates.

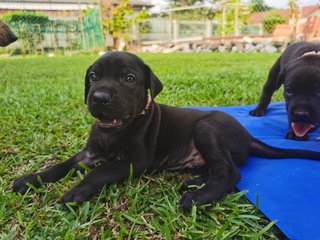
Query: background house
[
  {"left": 248, "top": 4, "right": 320, "bottom": 42},
  {"left": 248, "top": 5, "right": 320, "bottom": 26},
  {"left": 0, "top": 0, "right": 153, "bottom": 19}
]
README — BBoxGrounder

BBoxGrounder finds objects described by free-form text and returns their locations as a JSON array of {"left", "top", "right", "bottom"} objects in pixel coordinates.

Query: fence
[
  {"left": 0, "top": 1, "right": 317, "bottom": 54},
  {"left": 82, "top": 8, "right": 104, "bottom": 50},
  {"left": 138, "top": 19, "right": 264, "bottom": 43},
  {"left": 1, "top": 10, "right": 104, "bottom": 54},
  {"left": 139, "top": 2, "right": 303, "bottom": 43},
  {"left": 139, "top": 18, "right": 216, "bottom": 42},
  {"left": 0, "top": 0, "right": 103, "bottom": 54}
]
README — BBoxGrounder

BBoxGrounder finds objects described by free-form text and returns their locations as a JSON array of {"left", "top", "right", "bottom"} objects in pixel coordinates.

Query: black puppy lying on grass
[
  {"left": 250, "top": 42, "right": 320, "bottom": 140},
  {"left": 0, "top": 20, "right": 17, "bottom": 47},
  {"left": 13, "top": 52, "right": 320, "bottom": 210}
]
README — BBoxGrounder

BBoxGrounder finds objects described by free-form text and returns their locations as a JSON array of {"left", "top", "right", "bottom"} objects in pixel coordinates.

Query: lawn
[{"left": 0, "top": 53, "right": 285, "bottom": 239}]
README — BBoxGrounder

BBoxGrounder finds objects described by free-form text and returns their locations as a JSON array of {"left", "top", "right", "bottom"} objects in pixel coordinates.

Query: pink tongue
[{"left": 291, "top": 122, "right": 313, "bottom": 137}]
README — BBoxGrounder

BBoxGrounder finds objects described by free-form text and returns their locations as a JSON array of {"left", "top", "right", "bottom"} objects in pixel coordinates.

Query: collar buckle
[{"left": 139, "top": 95, "right": 152, "bottom": 115}]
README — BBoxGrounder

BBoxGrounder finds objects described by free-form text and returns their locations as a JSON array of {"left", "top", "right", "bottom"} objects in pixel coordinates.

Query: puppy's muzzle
[
  {"left": 293, "top": 110, "right": 310, "bottom": 123},
  {"left": 90, "top": 90, "right": 125, "bottom": 129},
  {"left": 290, "top": 108, "right": 315, "bottom": 137},
  {"left": 92, "top": 91, "right": 113, "bottom": 106}
]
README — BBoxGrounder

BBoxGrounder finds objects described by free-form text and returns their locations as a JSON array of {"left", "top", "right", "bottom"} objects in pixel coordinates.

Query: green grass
[{"left": 0, "top": 53, "right": 285, "bottom": 239}]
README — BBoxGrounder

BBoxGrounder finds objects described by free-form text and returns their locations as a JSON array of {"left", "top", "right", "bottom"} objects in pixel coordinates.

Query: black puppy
[
  {"left": 13, "top": 52, "right": 320, "bottom": 210},
  {"left": 250, "top": 42, "right": 320, "bottom": 140},
  {"left": 0, "top": 20, "right": 17, "bottom": 47}
]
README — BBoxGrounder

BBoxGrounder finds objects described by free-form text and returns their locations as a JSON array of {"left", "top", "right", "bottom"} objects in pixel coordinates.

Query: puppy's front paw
[
  {"left": 13, "top": 174, "right": 41, "bottom": 194},
  {"left": 249, "top": 108, "right": 265, "bottom": 117},
  {"left": 60, "top": 185, "right": 93, "bottom": 204}
]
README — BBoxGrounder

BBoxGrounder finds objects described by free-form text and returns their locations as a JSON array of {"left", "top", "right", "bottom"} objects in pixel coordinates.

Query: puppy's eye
[
  {"left": 126, "top": 74, "right": 136, "bottom": 84},
  {"left": 89, "top": 72, "right": 97, "bottom": 83},
  {"left": 285, "top": 87, "right": 293, "bottom": 96}
]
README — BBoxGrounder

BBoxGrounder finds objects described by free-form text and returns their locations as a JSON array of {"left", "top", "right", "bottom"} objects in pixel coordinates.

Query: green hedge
[
  {"left": 263, "top": 11, "right": 286, "bottom": 33},
  {"left": 1, "top": 10, "right": 49, "bottom": 25}
]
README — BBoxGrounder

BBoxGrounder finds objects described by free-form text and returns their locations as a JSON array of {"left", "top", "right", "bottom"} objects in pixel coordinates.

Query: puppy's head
[
  {"left": 278, "top": 55, "right": 320, "bottom": 137},
  {"left": 0, "top": 21, "right": 17, "bottom": 47},
  {"left": 84, "top": 52, "right": 163, "bottom": 129}
]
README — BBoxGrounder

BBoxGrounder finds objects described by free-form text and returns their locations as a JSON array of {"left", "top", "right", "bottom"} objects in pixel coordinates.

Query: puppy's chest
[
  {"left": 83, "top": 140, "right": 132, "bottom": 166},
  {"left": 102, "top": 139, "right": 145, "bottom": 162},
  {"left": 105, "top": 144, "right": 132, "bottom": 161},
  {"left": 80, "top": 148, "right": 127, "bottom": 168}
]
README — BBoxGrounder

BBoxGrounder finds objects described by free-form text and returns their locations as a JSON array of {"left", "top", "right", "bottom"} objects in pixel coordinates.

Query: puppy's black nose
[
  {"left": 92, "top": 91, "right": 112, "bottom": 105},
  {"left": 293, "top": 111, "right": 310, "bottom": 122}
]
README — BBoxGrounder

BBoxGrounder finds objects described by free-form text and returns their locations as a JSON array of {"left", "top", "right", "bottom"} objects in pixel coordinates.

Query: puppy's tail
[{"left": 250, "top": 138, "right": 320, "bottom": 160}]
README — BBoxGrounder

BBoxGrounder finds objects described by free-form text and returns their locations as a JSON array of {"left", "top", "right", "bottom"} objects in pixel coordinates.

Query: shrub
[
  {"left": 263, "top": 11, "right": 286, "bottom": 33},
  {"left": 1, "top": 10, "right": 49, "bottom": 25}
]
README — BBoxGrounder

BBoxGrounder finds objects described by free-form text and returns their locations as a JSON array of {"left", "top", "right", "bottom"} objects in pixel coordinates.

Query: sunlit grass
[{"left": 0, "top": 52, "right": 284, "bottom": 239}]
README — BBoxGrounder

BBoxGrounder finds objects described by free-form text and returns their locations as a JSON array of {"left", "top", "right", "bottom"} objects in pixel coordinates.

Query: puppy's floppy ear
[
  {"left": 145, "top": 64, "right": 163, "bottom": 99},
  {"left": 84, "top": 65, "right": 92, "bottom": 104}
]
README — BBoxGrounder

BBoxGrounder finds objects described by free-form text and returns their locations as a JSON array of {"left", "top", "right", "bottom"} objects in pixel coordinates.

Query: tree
[
  {"left": 288, "top": 0, "right": 298, "bottom": 38},
  {"left": 289, "top": 0, "right": 298, "bottom": 20},
  {"left": 134, "top": 7, "right": 151, "bottom": 36},
  {"left": 168, "top": 0, "right": 205, "bottom": 7},
  {"left": 214, "top": 0, "right": 251, "bottom": 36},
  {"left": 166, "top": 0, "right": 216, "bottom": 20},
  {"left": 100, "top": 0, "right": 149, "bottom": 50}
]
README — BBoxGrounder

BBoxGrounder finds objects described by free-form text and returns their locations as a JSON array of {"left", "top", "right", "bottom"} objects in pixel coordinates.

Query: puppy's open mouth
[
  {"left": 291, "top": 122, "right": 314, "bottom": 137},
  {"left": 97, "top": 116, "right": 124, "bottom": 128}
]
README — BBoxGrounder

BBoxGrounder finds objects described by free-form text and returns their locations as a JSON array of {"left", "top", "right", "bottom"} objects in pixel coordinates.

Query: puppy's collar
[
  {"left": 139, "top": 95, "right": 152, "bottom": 115},
  {"left": 301, "top": 51, "right": 320, "bottom": 58}
]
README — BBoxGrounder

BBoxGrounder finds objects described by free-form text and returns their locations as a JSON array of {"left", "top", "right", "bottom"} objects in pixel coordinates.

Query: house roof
[
  {"left": 0, "top": 0, "right": 153, "bottom": 11},
  {"left": 248, "top": 4, "right": 319, "bottom": 24},
  {"left": 300, "top": 4, "right": 319, "bottom": 17},
  {"left": 249, "top": 9, "right": 289, "bottom": 24}
]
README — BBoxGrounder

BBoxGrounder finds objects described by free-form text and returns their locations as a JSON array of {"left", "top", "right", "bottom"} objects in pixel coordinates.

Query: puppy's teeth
[{"left": 113, "top": 119, "right": 117, "bottom": 123}]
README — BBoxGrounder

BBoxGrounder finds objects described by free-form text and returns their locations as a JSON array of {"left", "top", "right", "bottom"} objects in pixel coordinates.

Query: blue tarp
[{"left": 189, "top": 102, "right": 320, "bottom": 240}]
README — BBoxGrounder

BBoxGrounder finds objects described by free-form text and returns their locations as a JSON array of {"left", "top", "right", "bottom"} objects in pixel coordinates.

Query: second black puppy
[
  {"left": 13, "top": 52, "right": 320, "bottom": 210},
  {"left": 250, "top": 42, "right": 320, "bottom": 140}
]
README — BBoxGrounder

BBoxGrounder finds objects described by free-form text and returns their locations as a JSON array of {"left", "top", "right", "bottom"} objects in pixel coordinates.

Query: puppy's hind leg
[{"left": 179, "top": 121, "right": 241, "bottom": 211}]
